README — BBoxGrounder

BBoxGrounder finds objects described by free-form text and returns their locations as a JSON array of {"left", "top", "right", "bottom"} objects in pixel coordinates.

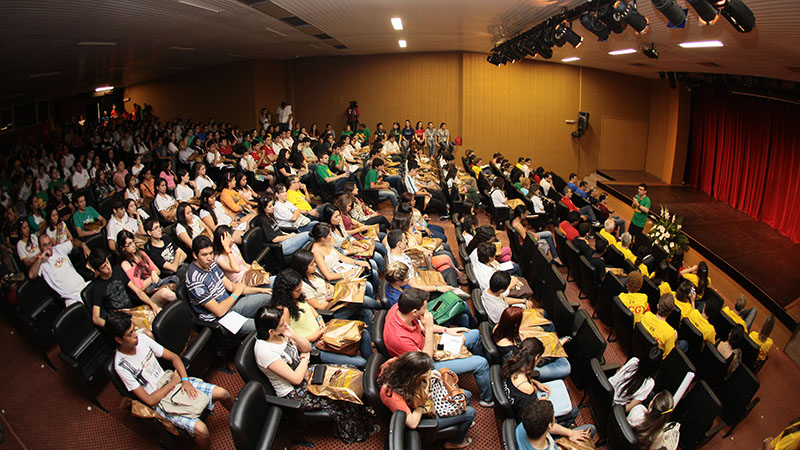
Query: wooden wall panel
[
  {"left": 599, "top": 117, "right": 648, "bottom": 170},
  {"left": 253, "top": 60, "right": 288, "bottom": 130}
]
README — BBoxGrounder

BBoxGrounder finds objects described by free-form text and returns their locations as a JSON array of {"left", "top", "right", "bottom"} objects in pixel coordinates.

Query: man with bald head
[{"left": 27, "top": 234, "right": 91, "bottom": 306}]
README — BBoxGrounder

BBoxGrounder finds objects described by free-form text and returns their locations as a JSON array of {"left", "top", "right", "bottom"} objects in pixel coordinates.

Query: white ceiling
[{"left": 2, "top": 0, "right": 799, "bottom": 104}]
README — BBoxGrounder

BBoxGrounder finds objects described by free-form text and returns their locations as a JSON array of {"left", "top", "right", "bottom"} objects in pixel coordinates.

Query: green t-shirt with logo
[
  {"left": 364, "top": 168, "right": 379, "bottom": 189},
  {"left": 632, "top": 195, "right": 651, "bottom": 227}
]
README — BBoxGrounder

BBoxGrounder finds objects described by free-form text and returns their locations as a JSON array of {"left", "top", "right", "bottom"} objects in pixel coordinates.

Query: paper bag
[
  {"left": 520, "top": 308, "right": 551, "bottom": 328},
  {"left": 122, "top": 397, "right": 179, "bottom": 436},
  {"left": 242, "top": 260, "right": 270, "bottom": 287},
  {"left": 134, "top": 233, "right": 149, "bottom": 250},
  {"left": 433, "top": 333, "right": 473, "bottom": 361},
  {"left": 518, "top": 329, "right": 568, "bottom": 358},
  {"left": 83, "top": 221, "right": 104, "bottom": 232},
  {"left": 320, "top": 319, "right": 364, "bottom": 351},
  {"left": 406, "top": 248, "right": 432, "bottom": 270},
  {"left": 495, "top": 241, "right": 503, "bottom": 256},
  {"left": 161, "top": 204, "right": 178, "bottom": 222},
  {"left": 342, "top": 239, "right": 375, "bottom": 258},
  {"left": 119, "top": 305, "right": 156, "bottom": 331},
  {"left": 362, "top": 224, "right": 380, "bottom": 240},
  {"left": 506, "top": 198, "right": 526, "bottom": 210},
  {"left": 415, "top": 270, "right": 446, "bottom": 287},
  {"left": 329, "top": 278, "right": 366, "bottom": 309},
  {"left": 420, "top": 237, "right": 443, "bottom": 252},
  {"left": 556, "top": 437, "right": 597, "bottom": 450},
  {"left": 306, "top": 365, "right": 365, "bottom": 405}
]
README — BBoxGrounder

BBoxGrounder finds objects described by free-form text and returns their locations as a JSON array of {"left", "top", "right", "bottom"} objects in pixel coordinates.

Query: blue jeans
[
  {"left": 312, "top": 328, "right": 372, "bottom": 369},
  {"left": 579, "top": 205, "right": 597, "bottom": 222},
  {"left": 433, "top": 329, "right": 492, "bottom": 402},
  {"left": 280, "top": 231, "right": 312, "bottom": 256},
  {"left": 231, "top": 292, "right": 273, "bottom": 336},
  {"left": 537, "top": 231, "right": 559, "bottom": 261},
  {"left": 384, "top": 175, "right": 404, "bottom": 195},
  {"left": 436, "top": 390, "right": 476, "bottom": 444},
  {"left": 426, "top": 141, "right": 436, "bottom": 157},
  {"left": 426, "top": 224, "right": 447, "bottom": 242},
  {"left": 374, "top": 241, "right": 388, "bottom": 268},
  {"left": 378, "top": 189, "right": 398, "bottom": 207},
  {"left": 537, "top": 357, "right": 571, "bottom": 382},
  {"left": 503, "top": 261, "right": 522, "bottom": 276}
]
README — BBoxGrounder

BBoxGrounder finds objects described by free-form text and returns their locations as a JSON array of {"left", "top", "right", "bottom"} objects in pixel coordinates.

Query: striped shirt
[{"left": 186, "top": 261, "right": 228, "bottom": 322}]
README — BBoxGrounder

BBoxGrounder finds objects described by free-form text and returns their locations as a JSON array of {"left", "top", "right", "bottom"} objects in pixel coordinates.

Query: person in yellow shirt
[
  {"left": 651, "top": 261, "right": 673, "bottom": 298},
  {"left": 681, "top": 261, "right": 711, "bottom": 310},
  {"left": 750, "top": 314, "right": 775, "bottom": 363},
  {"left": 724, "top": 294, "right": 757, "bottom": 330},
  {"left": 763, "top": 415, "right": 800, "bottom": 450},
  {"left": 286, "top": 176, "right": 325, "bottom": 218},
  {"left": 599, "top": 218, "right": 618, "bottom": 246},
  {"left": 672, "top": 282, "right": 695, "bottom": 320},
  {"left": 686, "top": 293, "right": 721, "bottom": 345},
  {"left": 641, "top": 293, "right": 688, "bottom": 359},
  {"left": 615, "top": 232, "right": 636, "bottom": 263},
  {"left": 618, "top": 270, "right": 650, "bottom": 324}
]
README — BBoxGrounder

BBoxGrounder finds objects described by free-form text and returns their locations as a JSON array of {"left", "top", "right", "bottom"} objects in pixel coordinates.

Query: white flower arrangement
[{"left": 647, "top": 206, "right": 688, "bottom": 258}]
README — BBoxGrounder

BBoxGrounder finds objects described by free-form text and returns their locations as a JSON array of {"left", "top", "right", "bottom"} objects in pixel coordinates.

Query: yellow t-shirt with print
[
  {"left": 674, "top": 299, "right": 693, "bottom": 320},
  {"left": 599, "top": 229, "right": 618, "bottom": 246},
  {"left": 619, "top": 292, "right": 650, "bottom": 324},
  {"left": 641, "top": 311, "right": 676, "bottom": 359},
  {"left": 722, "top": 306, "right": 747, "bottom": 330},
  {"left": 614, "top": 241, "right": 636, "bottom": 263},
  {"left": 287, "top": 189, "right": 312, "bottom": 211},
  {"left": 687, "top": 309, "right": 716, "bottom": 344},
  {"left": 749, "top": 331, "right": 773, "bottom": 361}
]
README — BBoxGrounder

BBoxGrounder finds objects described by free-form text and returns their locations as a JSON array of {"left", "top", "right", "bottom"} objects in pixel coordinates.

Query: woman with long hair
[
  {"left": 192, "top": 162, "right": 216, "bottom": 194},
  {"left": 235, "top": 171, "right": 259, "bottom": 206},
  {"left": 501, "top": 338, "right": 579, "bottom": 426},
  {"left": 391, "top": 212, "right": 458, "bottom": 274},
  {"left": 43, "top": 204, "right": 72, "bottom": 245},
  {"left": 396, "top": 192, "right": 448, "bottom": 243},
  {"left": 139, "top": 166, "right": 156, "bottom": 200},
  {"left": 197, "top": 187, "right": 248, "bottom": 243},
  {"left": 16, "top": 219, "right": 40, "bottom": 267},
  {"left": 112, "top": 160, "right": 128, "bottom": 192},
  {"left": 158, "top": 160, "right": 177, "bottom": 190},
  {"left": 124, "top": 173, "right": 144, "bottom": 207},
  {"left": 26, "top": 196, "right": 46, "bottom": 233},
  {"left": 327, "top": 205, "right": 383, "bottom": 284},
  {"left": 378, "top": 352, "right": 476, "bottom": 449},
  {"left": 175, "top": 202, "right": 211, "bottom": 249},
  {"left": 413, "top": 121, "right": 425, "bottom": 148},
  {"left": 629, "top": 391, "right": 677, "bottom": 449},
  {"left": 153, "top": 177, "right": 178, "bottom": 221},
  {"left": 253, "top": 306, "right": 377, "bottom": 443},
  {"left": 310, "top": 223, "right": 380, "bottom": 307},
  {"left": 249, "top": 195, "right": 312, "bottom": 256},
  {"left": 333, "top": 195, "right": 388, "bottom": 258},
  {"left": 174, "top": 169, "right": 196, "bottom": 203},
  {"left": 609, "top": 348, "right": 661, "bottom": 412},
  {"left": 341, "top": 181, "right": 391, "bottom": 232},
  {"left": 212, "top": 225, "right": 251, "bottom": 284},
  {"left": 268, "top": 269, "right": 371, "bottom": 368},
  {"left": 510, "top": 205, "right": 561, "bottom": 266},
  {"left": 125, "top": 198, "right": 148, "bottom": 234},
  {"left": 220, "top": 171, "right": 255, "bottom": 219},
  {"left": 116, "top": 230, "right": 178, "bottom": 308}
]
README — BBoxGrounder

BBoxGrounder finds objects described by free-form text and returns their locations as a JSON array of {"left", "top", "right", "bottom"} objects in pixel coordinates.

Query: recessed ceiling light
[
  {"left": 561, "top": 57, "right": 580, "bottom": 62},
  {"left": 679, "top": 40, "right": 724, "bottom": 48},
  {"left": 227, "top": 53, "right": 245, "bottom": 58},
  {"left": 398, "top": 39, "right": 407, "bottom": 48},
  {"left": 391, "top": 17, "right": 403, "bottom": 30},
  {"left": 265, "top": 27, "right": 288, "bottom": 37},
  {"left": 170, "top": 46, "right": 196, "bottom": 51},
  {"left": 177, "top": 0, "right": 222, "bottom": 13},
  {"left": 95, "top": 86, "right": 114, "bottom": 92},
  {"left": 28, "top": 71, "right": 59, "bottom": 79},
  {"left": 608, "top": 48, "right": 637, "bottom": 55},
  {"left": 77, "top": 41, "right": 117, "bottom": 46}
]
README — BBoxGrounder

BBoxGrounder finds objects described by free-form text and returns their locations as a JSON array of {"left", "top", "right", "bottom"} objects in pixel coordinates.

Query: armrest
[
  {"left": 310, "top": 348, "right": 321, "bottom": 364},
  {"left": 279, "top": 226, "right": 298, "bottom": 233},
  {"left": 254, "top": 246, "right": 273, "bottom": 267},
  {"left": 265, "top": 394, "right": 303, "bottom": 410},
  {"left": 416, "top": 417, "right": 439, "bottom": 431},
  {"left": 569, "top": 301, "right": 581, "bottom": 311},
  {"left": 601, "top": 363, "right": 621, "bottom": 377},
  {"left": 317, "top": 309, "right": 335, "bottom": 322},
  {"left": 57, "top": 352, "right": 80, "bottom": 369}
]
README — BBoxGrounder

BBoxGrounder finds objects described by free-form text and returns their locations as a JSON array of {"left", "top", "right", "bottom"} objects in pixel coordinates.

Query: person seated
[
  {"left": 392, "top": 212, "right": 460, "bottom": 276},
  {"left": 197, "top": 188, "right": 249, "bottom": 244},
  {"left": 492, "top": 308, "right": 571, "bottom": 382},
  {"left": 253, "top": 306, "right": 378, "bottom": 443},
  {"left": 609, "top": 349, "right": 660, "bottom": 413},
  {"left": 750, "top": 314, "right": 775, "bottom": 364},
  {"left": 364, "top": 157, "right": 398, "bottom": 208},
  {"left": 273, "top": 184, "right": 318, "bottom": 233},
  {"left": 341, "top": 181, "right": 391, "bottom": 232},
  {"left": 502, "top": 338, "right": 578, "bottom": 426},
  {"left": 481, "top": 268, "right": 532, "bottom": 326},
  {"left": 316, "top": 152, "right": 354, "bottom": 192},
  {"left": 716, "top": 324, "right": 745, "bottom": 377},
  {"left": 386, "top": 229, "right": 460, "bottom": 292},
  {"left": 220, "top": 172, "right": 255, "bottom": 220},
  {"left": 107, "top": 196, "right": 142, "bottom": 252},
  {"left": 328, "top": 205, "right": 384, "bottom": 283},
  {"left": 153, "top": 177, "right": 178, "bottom": 221},
  {"left": 117, "top": 230, "right": 178, "bottom": 307},
  {"left": 762, "top": 415, "right": 800, "bottom": 450},
  {"left": 627, "top": 391, "right": 678, "bottom": 449},
  {"left": 641, "top": 293, "right": 689, "bottom": 358},
  {"left": 597, "top": 194, "right": 626, "bottom": 233},
  {"left": 27, "top": 234, "right": 90, "bottom": 306},
  {"left": 571, "top": 222, "right": 594, "bottom": 259},
  {"left": 212, "top": 225, "right": 260, "bottom": 285},
  {"left": 192, "top": 163, "right": 216, "bottom": 194},
  {"left": 378, "top": 351, "right": 477, "bottom": 449},
  {"left": 383, "top": 287, "right": 493, "bottom": 406},
  {"left": 615, "top": 232, "right": 636, "bottom": 264},
  {"left": 397, "top": 193, "right": 449, "bottom": 244},
  {"left": 510, "top": 205, "right": 561, "bottom": 265},
  {"left": 651, "top": 261, "right": 673, "bottom": 298},
  {"left": 250, "top": 196, "right": 313, "bottom": 257},
  {"left": 672, "top": 281, "right": 696, "bottom": 320},
  {"left": 466, "top": 225, "right": 515, "bottom": 269},
  {"left": 176, "top": 202, "right": 213, "bottom": 250},
  {"left": 405, "top": 161, "right": 449, "bottom": 219},
  {"left": 618, "top": 271, "right": 650, "bottom": 324},
  {"left": 268, "top": 268, "right": 372, "bottom": 369},
  {"left": 384, "top": 261, "right": 412, "bottom": 307},
  {"left": 566, "top": 173, "right": 587, "bottom": 199},
  {"left": 88, "top": 248, "right": 162, "bottom": 327},
  {"left": 599, "top": 218, "right": 619, "bottom": 246},
  {"left": 687, "top": 290, "right": 721, "bottom": 345},
  {"left": 71, "top": 191, "right": 106, "bottom": 238},
  {"left": 286, "top": 176, "right": 325, "bottom": 218},
  {"left": 724, "top": 294, "right": 756, "bottom": 331},
  {"left": 107, "top": 311, "right": 232, "bottom": 450},
  {"left": 185, "top": 235, "right": 271, "bottom": 338},
  {"left": 16, "top": 219, "right": 41, "bottom": 268},
  {"left": 560, "top": 188, "right": 598, "bottom": 226},
  {"left": 335, "top": 196, "right": 388, "bottom": 259},
  {"left": 681, "top": 261, "right": 711, "bottom": 310},
  {"left": 489, "top": 176, "right": 510, "bottom": 209},
  {"left": 538, "top": 172, "right": 554, "bottom": 196},
  {"left": 42, "top": 204, "right": 73, "bottom": 245},
  {"left": 310, "top": 223, "right": 379, "bottom": 307},
  {"left": 174, "top": 169, "right": 197, "bottom": 203},
  {"left": 558, "top": 211, "right": 581, "bottom": 242},
  {"left": 634, "top": 246, "right": 651, "bottom": 277},
  {"left": 143, "top": 218, "right": 187, "bottom": 277}
]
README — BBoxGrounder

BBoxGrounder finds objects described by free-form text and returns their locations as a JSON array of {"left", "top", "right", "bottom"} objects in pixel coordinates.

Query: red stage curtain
[{"left": 688, "top": 89, "right": 800, "bottom": 243}]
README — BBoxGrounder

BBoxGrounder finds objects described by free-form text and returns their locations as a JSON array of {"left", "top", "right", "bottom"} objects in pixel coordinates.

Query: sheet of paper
[
  {"left": 497, "top": 261, "right": 515, "bottom": 272},
  {"left": 218, "top": 311, "right": 248, "bottom": 334},
  {"left": 673, "top": 371, "right": 695, "bottom": 406},
  {"left": 439, "top": 333, "right": 464, "bottom": 354}
]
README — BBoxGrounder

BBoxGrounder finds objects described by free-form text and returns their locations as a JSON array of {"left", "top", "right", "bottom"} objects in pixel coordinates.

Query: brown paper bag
[
  {"left": 119, "top": 305, "right": 156, "bottom": 331},
  {"left": 433, "top": 334, "right": 473, "bottom": 361},
  {"left": 342, "top": 239, "right": 375, "bottom": 258},
  {"left": 243, "top": 260, "right": 270, "bottom": 287},
  {"left": 134, "top": 233, "right": 149, "bottom": 250},
  {"left": 306, "top": 365, "right": 365, "bottom": 405},
  {"left": 329, "top": 278, "right": 366, "bottom": 309},
  {"left": 362, "top": 224, "right": 380, "bottom": 240},
  {"left": 121, "top": 397, "right": 179, "bottom": 435},
  {"left": 406, "top": 248, "right": 432, "bottom": 270},
  {"left": 415, "top": 270, "right": 446, "bottom": 287},
  {"left": 321, "top": 319, "right": 364, "bottom": 351},
  {"left": 518, "top": 329, "right": 568, "bottom": 358},
  {"left": 556, "top": 436, "right": 597, "bottom": 450},
  {"left": 507, "top": 198, "right": 526, "bottom": 210},
  {"left": 83, "top": 221, "right": 104, "bottom": 232},
  {"left": 161, "top": 203, "right": 178, "bottom": 222},
  {"left": 520, "top": 308, "right": 551, "bottom": 328},
  {"left": 420, "top": 237, "right": 443, "bottom": 252},
  {"left": 607, "top": 267, "right": 626, "bottom": 277},
  {"left": 495, "top": 241, "right": 503, "bottom": 256}
]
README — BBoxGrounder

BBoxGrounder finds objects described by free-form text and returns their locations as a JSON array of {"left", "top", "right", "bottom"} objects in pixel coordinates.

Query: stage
[{"left": 597, "top": 170, "right": 800, "bottom": 329}]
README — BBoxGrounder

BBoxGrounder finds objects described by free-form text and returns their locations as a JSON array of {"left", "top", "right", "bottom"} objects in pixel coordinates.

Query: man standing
[
  {"left": 345, "top": 101, "right": 360, "bottom": 132},
  {"left": 276, "top": 102, "right": 293, "bottom": 132},
  {"left": 629, "top": 183, "right": 650, "bottom": 243}
]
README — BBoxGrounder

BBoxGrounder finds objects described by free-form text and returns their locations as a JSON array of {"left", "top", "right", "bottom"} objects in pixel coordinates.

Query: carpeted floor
[{"left": 1, "top": 205, "right": 798, "bottom": 449}]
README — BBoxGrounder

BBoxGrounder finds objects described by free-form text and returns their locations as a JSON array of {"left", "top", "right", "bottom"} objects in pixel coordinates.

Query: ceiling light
[
  {"left": 555, "top": 22, "right": 583, "bottom": 48},
  {"left": 77, "top": 41, "right": 117, "bottom": 46},
  {"left": 28, "top": 71, "right": 59, "bottom": 79},
  {"left": 487, "top": 54, "right": 507, "bottom": 66},
  {"left": 687, "top": 0, "right": 719, "bottom": 25},
  {"left": 598, "top": 3, "right": 627, "bottom": 34},
  {"left": 614, "top": 0, "right": 650, "bottom": 34},
  {"left": 391, "top": 17, "right": 403, "bottom": 30},
  {"left": 227, "top": 52, "right": 245, "bottom": 58},
  {"left": 609, "top": 48, "right": 637, "bottom": 55},
  {"left": 95, "top": 86, "right": 114, "bottom": 92},
  {"left": 170, "top": 46, "right": 196, "bottom": 51},
  {"left": 562, "top": 57, "right": 580, "bottom": 62},
  {"left": 580, "top": 13, "right": 611, "bottom": 41},
  {"left": 265, "top": 27, "right": 288, "bottom": 37},
  {"left": 536, "top": 45, "right": 554, "bottom": 59},
  {"left": 398, "top": 39, "right": 407, "bottom": 48},
  {"left": 651, "top": 0, "right": 687, "bottom": 27},
  {"left": 679, "top": 40, "right": 724, "bottom": 48},
  {"left": 177, "top": 0, "right": 222, "bottom": 13},
  {"left": 718, "top": 0, "right": 755, "bottom": 32}
]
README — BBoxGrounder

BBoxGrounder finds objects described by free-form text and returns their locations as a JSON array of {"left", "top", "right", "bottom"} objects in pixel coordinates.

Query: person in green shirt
[
  {"left": 374, "top": 122, "right": 387, "bottom": 141},
  {"left": 315, "top": 153, "right": 353, "bottom": 192},
  {"left": 340, "top": 124, "right": 354, "bottom": 137},
  {"left": 72, "top": 191, "right": 107, "bottom": 237},
  {"left": 629, "top": 183, "right": 650, "bottom": 243},
  {"left": 357, "top": 123, "right": 371, "bottom": 144},
  {"left": 364, "top": 158, "right": 398, "bottom": 207}
]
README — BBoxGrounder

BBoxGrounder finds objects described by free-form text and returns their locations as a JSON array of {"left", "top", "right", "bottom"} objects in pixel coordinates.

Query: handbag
[
  {"left": 293, "top": 214, "right": 311, "bottom": 228},
  {"left": 429, "top": 368, "right": 467, "bottom": 417},
  {"left": 427, "top": 291, "right": 467, "bottom": 325},
  {"left": 651, "top": 422, "right": 680, "bottom": 450},
  {"left": 155, "top": 371, "right": 209, "bottom": 419},
  {"left": 242, "top": 261, "right": 271, "bottom": 287}
]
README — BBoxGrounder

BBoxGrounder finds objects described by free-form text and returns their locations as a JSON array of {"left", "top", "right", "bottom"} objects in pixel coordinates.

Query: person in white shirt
[
  {"left": 37, "top": 165, "right": 51, "bottom": 191},
  {"left": 153, "top": 178, "right": 177, "bottom": 213},
  {"left": 481, "top": 271, "right": 531, "bottom": 325},
  {"left": 130, "top": 155, "right": 145, "bottom": 177},
  {"left": 382, "top": 134, "right": 400, "bottom": 157},
  {"left": 27, "top": 234, "right": 90, "bottom": 306},
  {"left": 178, "top": 139, "right": 195, "bottom": 165},
  {"left": 608, "top": 353, "right": 659, "bottom": 413},
  {"left": 273, "top": 185, "right": 318, "bottom": 232},
  {"left": 174, "top": 169, "right": 196, "bottom": 202},
  {"left": 192, "top": 163, "right": 216, "bottom": 194},
  {"left": 539, "top": 172, "right": 553, "bottom": 196},
  {"left": 531, "top": 190, "right": 546, "bottom": 214},
  {"left": 490, "top": 177, "right": 509, "bottom": 208},
  {"left": 18, "top": 171, "right": 35, "bottom": 203},
  {"left": 71, "top": 160, "right": 91, "bottom": 190},
  {"left": 404, "top": 162, "right": 449, "bottom": 219},
  {"left": 107, "top": 197, "right": 142, "bottom": 251},
  {"left": 276, "top": 102, "right": 293, "bottom": 132}
]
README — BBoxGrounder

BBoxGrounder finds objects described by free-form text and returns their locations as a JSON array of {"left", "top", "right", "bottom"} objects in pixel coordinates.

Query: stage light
[
  {"left": 651, "top": 0, "right": 687, "bottom": 26},
  {"left": 598, "top": 3, "right": 627, "bottom": 34},
  {"left": 555, "top": 21, "right": 583, "bottom": 48},
  {"left": 580, "top": 13, "right": 611, "bottom": 41},
  {"left": 687, "top": 0, "right": 719, "bottom": 25},
  {"left": 505, "top": 45, "right": 525, "bottom": 62},
  {"left": 614, "top": 0, "right": 650, "bottom": 34},
  {"left": 536, "top": 45, "right": 554, "bottom": 59},
  {"left": 487, "top": 54, "right": 506, "bottom": 66},
  {"left": 717, "top": 0, "right": 755, "bottom": 32}
]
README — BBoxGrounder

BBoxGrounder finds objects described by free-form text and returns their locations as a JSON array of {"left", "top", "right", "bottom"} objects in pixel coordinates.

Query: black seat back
[
  {"left": 527, "top": 243, "right": 550, "bottom": 299},
  {"left": 718, "top": 364, "right": 760, "bottom": 426},
  {"left": 654, "top": 348, "right": 696, "bottom": 396},
  {"left": 611, "top": 296, "right": 634, "bottom": 352},
  {"left": 596, "top": 273, "right": 624, "bottom": 327},
  {"left": 240, "top": 227, "right": 266, "bottom": 264},
  {"left": 564, "top": 240, "right": 582, "bottom": 286},
  {"left": 633, "top": 321, "right": 662, "bottom": 362},
  {"left": 53, "top": 303, "right": 96, "bottom": 357},
  {"left": 542, "top": 265, "right": 566, "bottom": 318},
  {"left": 606, "top": 404, "right": 639, "bottom": 450},
  {"left": 152, "top": 301, "right": 193, "bottom": 356},
  {"left": 565, "top": 310, "right": 606, "bottom": 390},
  {"left": 697, "top": 341, "right": 728, "bottom": 391},
  {"left": 587, "top": 358, "right": 614, "bottom": 439},
  {"left": 553, "top": 291, "right": 577, "bottom": 337},
  {"left": 736, "top": 332, "right": 761, "bottom": 372},
  {"left": 641, "top": 276, "right": 660, "bottom": 313},
  {"left": 472, "top": 288, "right": 488, "bottom": 323},
  {"left": 480, "top": 321, "right": 501, "bottom": 365},
  {"left": 578, "top": 255, "right": 598, "bottom": 302},
  {"left": 709, "top": 305, "right": 736, "bottom": 342},
  {"left": 234, "top": 332, "right": 276, "bottom": 395},
  {"left": 372, "top": 309, "right": 389, "bottom": 357},
  {"left": 490, "top": 364, "right": 513, "bottom": 420},
  {"left": 230, "top": 381, "right": 289, "bottom": 450},
  {"left": 501, "top": 417, "right": 520, "bottom": 450},
  {"left": 673, "top": 380, "right": 721, "bottom": 449},
  {"left": 363, "top": 353, "right": 391, "bottom": 421},
  {"left": 378, "top": 279, "right": 390, "bottom": 309},
  {"left": 679, "top": 317, "right": 705, "bottom": 363}
]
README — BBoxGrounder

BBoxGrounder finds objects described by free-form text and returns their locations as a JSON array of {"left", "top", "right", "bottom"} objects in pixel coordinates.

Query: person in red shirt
[
  {"left": 219, "top": 137, "right": 233, "bottom": 156},
  {"left": 383, "top": 288, "right": 494, "bottom": 406},
  {"left": 561, "top": 188, "right": 599, "bottom": 225},
  {"left": 559, "top": 211, "right": 581, "bottom": 242}
]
